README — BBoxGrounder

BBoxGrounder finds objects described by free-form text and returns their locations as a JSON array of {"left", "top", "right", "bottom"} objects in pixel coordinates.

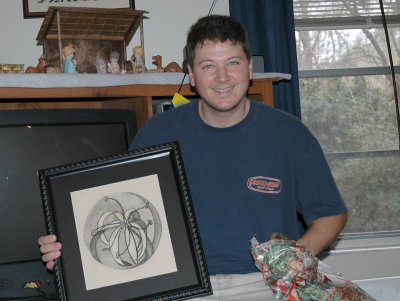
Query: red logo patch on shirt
[{"left": 247, "top": 176, "right": 282, "bottom": 194}]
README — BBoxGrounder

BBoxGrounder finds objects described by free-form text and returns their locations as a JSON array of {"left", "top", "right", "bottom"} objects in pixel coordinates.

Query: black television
[{"left": 0, "top": 108, "right": 136, "bottom": 300}]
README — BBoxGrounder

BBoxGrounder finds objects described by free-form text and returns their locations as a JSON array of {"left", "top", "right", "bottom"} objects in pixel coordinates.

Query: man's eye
[
  {"left": 228, "top": 60, "right": 240, "bottom": 66},
  {"left": 202, "top": 64, "right": 214, "bottom": 70}
]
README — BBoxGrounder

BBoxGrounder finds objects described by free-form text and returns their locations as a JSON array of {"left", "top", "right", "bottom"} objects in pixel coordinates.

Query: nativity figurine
[
  {"left": 107, "top": 51, "right": 121, "bottom": 74},
  {"left": 95, "top": 58, "right": 107, "bottom": 74},
  {"left": 131, "top": 46, "right": 146, "bottom": 73},
  {"left": 25, "top": 56, "right": 48, "bottom": 73},
  {"left": 62, "top": 44, "right": 77, "bottom": 74},
  {"left": 151, "top": 55, "right": 183, "bottom": 73}
]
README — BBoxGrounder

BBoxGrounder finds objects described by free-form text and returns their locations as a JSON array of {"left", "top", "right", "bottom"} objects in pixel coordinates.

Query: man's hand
[
  {"left": 38, "top": 234, "right": 62, "bottom": 270},
  {"left": 297, "top": 212, "right": 348, "bottom": 256}
]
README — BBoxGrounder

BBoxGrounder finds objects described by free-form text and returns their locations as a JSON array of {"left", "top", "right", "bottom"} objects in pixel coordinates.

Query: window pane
[
  {"left": 388, "top": 27, "right": 400, "bottom": 65},
  {"left": 296, "top": 28, "right": 392, "bottom": 70},
  {"left": 300, "top": 75, "right": 399, "bottom": 153},
  {"left": 328, "top": 156, "right": 400, "bottom": 233}
]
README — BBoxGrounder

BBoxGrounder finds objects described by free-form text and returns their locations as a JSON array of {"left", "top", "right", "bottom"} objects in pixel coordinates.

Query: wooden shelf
[{"left": 0, "top": 76, "right": 281, "bottom": 128}]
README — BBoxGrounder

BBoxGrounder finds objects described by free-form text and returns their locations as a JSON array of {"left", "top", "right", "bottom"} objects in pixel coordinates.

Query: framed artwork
[
  {"left": 38, "top": 142, "right": 212, "bottom": 301},
  {"left": 23, "top": 0, "right": 135, "bottom": 18}
]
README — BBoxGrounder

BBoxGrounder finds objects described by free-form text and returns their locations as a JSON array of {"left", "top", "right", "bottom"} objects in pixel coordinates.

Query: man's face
[{"left": 188, "top": 40, "right": 253, "bottom": 116}]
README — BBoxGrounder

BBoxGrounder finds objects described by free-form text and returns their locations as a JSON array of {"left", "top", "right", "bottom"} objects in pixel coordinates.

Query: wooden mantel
[{"left": 0, "top": 73, "right": 290, "bottom": 128}]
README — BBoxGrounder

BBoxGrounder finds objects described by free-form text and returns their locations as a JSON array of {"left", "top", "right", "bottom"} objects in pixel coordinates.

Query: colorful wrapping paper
[{"left": 250, "top": 233, "right": 376, "bottom": 301}]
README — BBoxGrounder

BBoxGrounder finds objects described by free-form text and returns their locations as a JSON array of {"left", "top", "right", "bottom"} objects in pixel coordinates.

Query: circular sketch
[{"left": 84, "top": 192, "right": 162, "bottom": 269}]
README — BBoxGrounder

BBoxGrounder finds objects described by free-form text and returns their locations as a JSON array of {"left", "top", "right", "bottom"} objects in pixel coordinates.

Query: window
[{"left": 294, "top": 0, "right": 400, "bottom": 234}]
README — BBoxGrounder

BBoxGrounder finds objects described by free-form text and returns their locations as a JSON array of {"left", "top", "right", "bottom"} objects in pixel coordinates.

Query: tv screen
[{"left": 0, "top": 109, "right": 136, "bottom": 300}]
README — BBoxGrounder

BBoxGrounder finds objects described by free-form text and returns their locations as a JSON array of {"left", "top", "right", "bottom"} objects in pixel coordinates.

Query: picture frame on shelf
[
  {"left": 38, "top": 141, "right": 212, "bottom": 301},
  {"left": 22, "top": 0, "right": 135, "bottom": 18}
]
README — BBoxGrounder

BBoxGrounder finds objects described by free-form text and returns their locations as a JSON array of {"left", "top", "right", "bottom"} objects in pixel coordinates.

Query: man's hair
[{"left": 186, "top": 15, "right": 251, "bottom": 67}]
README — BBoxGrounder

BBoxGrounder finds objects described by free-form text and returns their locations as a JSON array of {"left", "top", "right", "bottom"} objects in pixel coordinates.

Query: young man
[{"left": 39, "top": 15, "right": 347, "bottom": 300}]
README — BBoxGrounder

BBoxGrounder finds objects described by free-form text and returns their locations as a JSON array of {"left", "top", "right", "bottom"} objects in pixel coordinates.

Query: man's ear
[
  {"left": 249, "top": 58, "right": 254, "bottom": 80},
  {"left": 187, "top": 65, "right": 196, "bottom": 87}
]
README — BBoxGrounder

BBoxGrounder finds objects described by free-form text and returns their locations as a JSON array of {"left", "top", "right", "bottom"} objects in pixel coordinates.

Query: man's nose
[{"left": 215, "top": 66, "right": 229, "bottom": 82}]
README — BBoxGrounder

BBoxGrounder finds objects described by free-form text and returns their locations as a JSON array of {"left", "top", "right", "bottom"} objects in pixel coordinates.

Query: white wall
[{"left": 0, "top": 0, "right": 229, "bottom": 70}]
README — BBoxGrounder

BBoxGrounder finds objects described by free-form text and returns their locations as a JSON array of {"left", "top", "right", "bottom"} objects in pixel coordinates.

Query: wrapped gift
[{"left": 250, "top": 233, "right": 376, "bottom": 301}]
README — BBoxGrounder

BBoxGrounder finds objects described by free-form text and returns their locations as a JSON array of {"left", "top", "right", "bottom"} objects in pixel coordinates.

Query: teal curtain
[{"left": 229, "top": 0, "right": 301, "bottom": 118}]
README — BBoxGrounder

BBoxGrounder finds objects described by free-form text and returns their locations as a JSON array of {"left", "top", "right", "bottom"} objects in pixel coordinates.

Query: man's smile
[{"left": 213, "top": 86, "right": 234, "bottom": 94}]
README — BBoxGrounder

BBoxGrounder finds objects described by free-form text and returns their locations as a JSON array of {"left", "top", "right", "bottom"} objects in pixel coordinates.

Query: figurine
[
  {"left": 62, "top": 44, "right": 77, "bottom": 74},
  {"left": 131, "top": 46, "right": 146, "bottom": 73},
  {"left": 107, "top": 51, "right": 121, "bottom": 74},
  {"left": 95, "top": 58, "right": 107, "bottom": 74},
  {"left": 151, "top": 54, "right": 183, "bottom": 72},
  {"left": 25, "top": 56, "right": 48, "bottom": 73}
]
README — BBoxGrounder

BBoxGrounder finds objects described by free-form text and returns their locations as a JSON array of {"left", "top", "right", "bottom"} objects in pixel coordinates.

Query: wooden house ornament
[{"left": 36, "top": 7, "right": 147, "bottom": 73}]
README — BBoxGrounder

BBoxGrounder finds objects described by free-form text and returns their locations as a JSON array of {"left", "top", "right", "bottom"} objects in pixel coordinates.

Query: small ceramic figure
[
  {"left": 107, "top": 51, "right": 121, "bottom": 74},
  {"left": 151, "top": 54, "right": 183, "bottom": 72},
  {"left": 62, "top": 44, "right": 77, "bottom": 74},
  {"left": 95, "top": 58, "right": 107, "bottom": 74},
  {"left": 25, "top": 56, "right": 48, "bottom": 73},
  {"left": 131, "top": 46, "right": 146, "bottom": 73}
]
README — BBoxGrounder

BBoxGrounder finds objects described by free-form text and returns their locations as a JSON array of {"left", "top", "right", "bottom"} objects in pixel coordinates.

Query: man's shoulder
[
  {"left": 253, "top": 101, "right": 303, "bottom": 126},
  {"left": 251, "top": 101, "right": 316, "bottom": 145}
]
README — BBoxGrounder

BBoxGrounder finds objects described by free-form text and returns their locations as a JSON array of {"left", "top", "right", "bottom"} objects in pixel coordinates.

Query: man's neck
[{"left": 198, "top": 98, "right": 250, "bottom": 128}]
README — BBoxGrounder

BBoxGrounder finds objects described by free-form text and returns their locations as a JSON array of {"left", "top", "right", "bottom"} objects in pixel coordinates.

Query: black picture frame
[
  {"left": 38, "top": 142, "right": 212, "bottom": 301},
  {"left": 23, "top": 0, "right": 135, "bottom": 18}
]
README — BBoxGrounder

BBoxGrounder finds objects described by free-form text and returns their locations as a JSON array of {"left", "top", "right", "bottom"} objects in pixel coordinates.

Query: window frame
[
  {"left": 293, "top": 2, "right": 400, "bottom": 285},
  {"left": 294, "top": 1, "right": 400, "bottom": 235}
]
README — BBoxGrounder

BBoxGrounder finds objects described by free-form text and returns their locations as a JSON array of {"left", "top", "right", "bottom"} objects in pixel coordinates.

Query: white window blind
[{"left": 294, "top": 0, "right": 400, "bottom": 29}]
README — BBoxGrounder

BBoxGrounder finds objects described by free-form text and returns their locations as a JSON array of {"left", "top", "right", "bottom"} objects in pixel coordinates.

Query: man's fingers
[
  {"left": 38, "top": 234, "right": 57, "bottom": 246},
  {"left": 41, "top": 250, "right": 61, "bottom": 264},
  {"left": 39, "top": 242, "right": 62, "bottom": 255},
  {"left": 37, "top": 234, "right": 62, "bottom": 271},
  {"left": 45, "top": 258, "right": 56, "bottom": 271}
]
